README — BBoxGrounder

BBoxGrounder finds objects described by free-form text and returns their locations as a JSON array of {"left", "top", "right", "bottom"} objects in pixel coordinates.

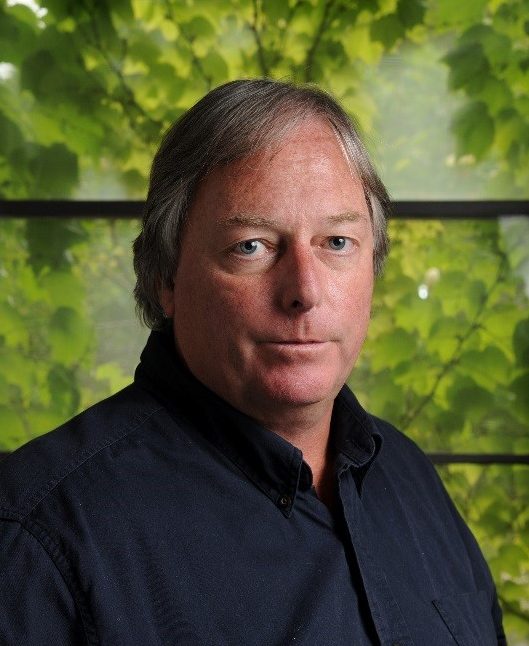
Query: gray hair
[{"left": 133, "top": 78, "right": 391, "bottom": 329}]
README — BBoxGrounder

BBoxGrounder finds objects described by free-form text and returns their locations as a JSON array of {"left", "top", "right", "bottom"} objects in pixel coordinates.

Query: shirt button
[{"left": 278, "top": 494, "right": 291, "bottom": 508}]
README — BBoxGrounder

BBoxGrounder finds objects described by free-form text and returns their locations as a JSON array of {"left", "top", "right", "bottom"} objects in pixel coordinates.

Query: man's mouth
[
  {"left": 267, "top": 339, "right": 326, "bottom": 344},
  {"left": 261, "top": 340, "right": 331, "bottom": 352}
]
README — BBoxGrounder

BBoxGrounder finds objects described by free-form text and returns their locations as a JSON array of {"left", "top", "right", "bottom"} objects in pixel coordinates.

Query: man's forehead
[
  {"left": 220, "top": 117, "right": 354, "bottom": 176},
  {"left": 187, "top": 115, "right": 370, "bottom": 229}
]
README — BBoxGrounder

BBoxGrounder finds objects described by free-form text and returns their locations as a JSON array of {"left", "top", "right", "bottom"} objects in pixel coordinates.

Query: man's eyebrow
[
  {"left": 219, "top": 211, "right": 368, "bottom": 229},
  {"left": 220, "top": 214, "right": 275, "bottom": 229},
  {"left": 326, "top": 211, "right": 369, "bottom": 224}
]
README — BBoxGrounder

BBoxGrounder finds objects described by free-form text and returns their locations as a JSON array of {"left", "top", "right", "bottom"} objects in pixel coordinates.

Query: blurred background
[{"left": 0, "top": 0, "right": 528, "bottom": 641}]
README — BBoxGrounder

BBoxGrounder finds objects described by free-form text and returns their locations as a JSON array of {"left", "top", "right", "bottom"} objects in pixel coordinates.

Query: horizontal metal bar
[
  {"left": 0, "top": 200, "right": 528, "bottom": 219},
  {"left": 2, "top": 452, "right": 529, "bottom": 464},
  {"left": 394, "top": 201, "right": 529, "bottom": 219},
  {"left": 0, "top": 200, "right": 144, "bottom": 218}
]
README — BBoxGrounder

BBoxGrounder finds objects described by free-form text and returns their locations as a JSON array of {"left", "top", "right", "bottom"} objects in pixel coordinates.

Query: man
[{"left": 0, "top": 79, "right": 505, "bottom": 644}]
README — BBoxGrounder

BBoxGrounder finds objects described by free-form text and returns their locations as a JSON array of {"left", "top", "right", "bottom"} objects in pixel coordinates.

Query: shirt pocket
[{"left": 432, "top": 590, "right": 497, "bottom": 646}]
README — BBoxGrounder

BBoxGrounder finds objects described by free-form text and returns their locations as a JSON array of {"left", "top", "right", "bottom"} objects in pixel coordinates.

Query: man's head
[
  {"left": 134, "top": 79, "right": 390, "bottom": 328},
  {"left": 133, "top": 79, "right": 391, "bottom": 420}
]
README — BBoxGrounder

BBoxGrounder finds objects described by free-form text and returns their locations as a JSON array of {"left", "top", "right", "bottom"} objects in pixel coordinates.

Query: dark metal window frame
[
  {"left": 1, "top": 199, "right": 529, "bottom": 219},
  {"left": 1, "top": 199, "right": 528, "bottom": 466}
]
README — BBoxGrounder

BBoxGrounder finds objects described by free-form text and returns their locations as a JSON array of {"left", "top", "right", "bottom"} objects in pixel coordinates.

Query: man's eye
[
  {"left": 235, "top": 240, "right": 264, "bottom": 255},
  {"left": 328, "top": 236, "right": 348, "bottom": 251}
]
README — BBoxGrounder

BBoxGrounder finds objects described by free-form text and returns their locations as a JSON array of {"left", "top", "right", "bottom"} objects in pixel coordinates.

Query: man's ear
[{"left": 159, "top": 284, "right": 175, "bottom": 319}]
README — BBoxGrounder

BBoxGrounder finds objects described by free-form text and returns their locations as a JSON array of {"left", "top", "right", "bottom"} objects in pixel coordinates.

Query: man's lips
[
  {"left": 260, "top": 339, "right": 329, "bottom": 346},
  {"left": 257, "top": 340, "right": 333, "bottom": 358},
  {"left": 263, "top": 339, "right": 326, "bottom": 344}
]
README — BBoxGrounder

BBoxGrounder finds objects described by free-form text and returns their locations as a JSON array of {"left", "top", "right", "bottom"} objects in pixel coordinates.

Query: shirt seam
[
  {"left": 1, "top": 517, "right": 99, "bottom": 645},
  {"left": 2, "top": 404, "right": 163, "bottom": 520}
]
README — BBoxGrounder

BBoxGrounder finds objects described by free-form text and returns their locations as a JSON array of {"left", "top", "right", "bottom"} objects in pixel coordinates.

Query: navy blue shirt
[{"left": 0, "top": 330, "right": 505, "bottom": 645}]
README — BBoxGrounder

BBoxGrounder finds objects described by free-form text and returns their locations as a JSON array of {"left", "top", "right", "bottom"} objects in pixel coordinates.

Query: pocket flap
[{"left": 432, "top": 590, "right": 497, "bottom": 646}]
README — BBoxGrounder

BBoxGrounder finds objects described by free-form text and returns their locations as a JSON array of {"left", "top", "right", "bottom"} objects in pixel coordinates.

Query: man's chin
[{"left": 249, "top": 369, "right": 341, "bottom": 410}]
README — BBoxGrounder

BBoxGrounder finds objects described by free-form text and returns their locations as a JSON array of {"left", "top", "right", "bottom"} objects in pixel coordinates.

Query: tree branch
[
  {"left": 163, "top": 0, "right": 213, "bottom": 90},
  {"left": 77, "top": 0, "right": 163, "bottom": 139},
  {"left": 250, "top": 0, "right": 269, "bottom": 76},
  {"left": 269, "top": 1, "right": 302, "bottom": 70},
  {"left": 398, "top": 257, "right": 508, "bottom": 431},
  {"left": 303, "top": 0, "right": 336, "bottom": 82}
]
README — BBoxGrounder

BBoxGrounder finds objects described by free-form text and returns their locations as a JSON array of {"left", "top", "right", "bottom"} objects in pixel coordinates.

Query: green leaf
[
  {"left": 29, "top": 143, "right": 79, "bottom": 198},
  {"left": 451, "top": 101, "right": 494, "bottom": 160},
  {"left": 4, "top": 3, "right": 40, "bottom": 30},
  {"left": 0, "top": 6, "right": 39, "bottom": 63},
  {"left": 510, "top": 372, "right": 529, "bottom": 423},
  {"left": 458, "top": 346, "right": 511, "bottom": 386},
  {"left": 40, "top": 270, "right": 85, "bottom": 312},
  {"left": 48, "top": 307, "right": 92, "bottom": 365},
  {"left": 0, "top": 373, "right": 10, "bottom": 405},
  {"left": 429, "top": 0, "right": 487, "bottom": 26},
  {"left": 477, "top": 77, "right": 513, "bottom": 116},
  {"left": 369, "top": 15, "right": 405, "bottom": 50},
  {"left": 182, "top": 16, "right": 215, "bottom": 40},
  {"left": 496, "top": 544, "right": 528, "bottom": 575},
  {"left": 25, "top": 408, "right": 65, "bottom": 439},
  {"left": 513, "top": 319, "right": 529, "bottom": 369},
  {"left": 397, "top": 0, "right": 425, "bottom": 29},
  {"left": 200, "top": 50, "right": 229, "bottom": 80},
  {"left": 20, "top": 49, "right": 57, "bottom": 98},
  {"left": 0, "top": 406, "right": 26, "bottom": 450},
  {"left": 351, "top": 368, "right": 405, "bottom": 421},
  {"left": 95, "top": 362, "right": 131, "bottom": 393},
  {"left": 433, "top": 409, "right": 465, "bottom": 435},
  {"left": 427, "top": 317, "right": 466, "bottom": 362},
  {"left": 461, "top": 25, "right": 512, "bottom": 70},
  {"left": 26, "top": 219, "right": 87, "bottom": 272},
  {"left": 0, "top": 302, "right": 29, "bottom": 347},
  {"left": 0, "top": 349, "right": 35, "bottom": 402},
  {"left": 393, "top": 293, "right": 443, "bottom": 337},
  {"left": 370, "top": 328, "right": 417, "bottom": 370},
  {"left": 494, "top": 109, "right": 526, "bottom": 157},
  {"left": 0, "top": 112, "right": 24, "bottom": 156},
  {"left": 262, "top": 0, "right": 291, "bottom": 24},
  {"left": 127, "top": 34, "right": 162, "bottom": 66},
  {"left": 110, "top": 0, "right": 133, "bottom": 22},
  {"left": 48, "top": 365, "right": 80, "bottom": 417},
  {"left": 443, "top": 42, "right": 490, "bottom": 93}
]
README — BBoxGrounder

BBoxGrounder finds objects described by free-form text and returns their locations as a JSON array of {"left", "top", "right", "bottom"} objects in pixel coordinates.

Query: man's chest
[{"left": 54, "top": 468, "right": 498, "bottom": 646}]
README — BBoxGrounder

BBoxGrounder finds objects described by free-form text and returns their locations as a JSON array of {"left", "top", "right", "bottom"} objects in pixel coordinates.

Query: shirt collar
[{"left": 135, "top": 329, "right": 381, "bottom": 517}]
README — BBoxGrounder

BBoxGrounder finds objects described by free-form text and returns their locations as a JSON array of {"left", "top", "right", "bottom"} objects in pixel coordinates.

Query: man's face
[{"left": 161, "top": 118, "right": 374, "bottom": 422}]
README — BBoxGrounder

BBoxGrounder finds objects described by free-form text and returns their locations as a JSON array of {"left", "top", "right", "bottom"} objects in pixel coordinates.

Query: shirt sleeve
[{"left": 0, "top": 519, "right": 88, "bottom": 646}]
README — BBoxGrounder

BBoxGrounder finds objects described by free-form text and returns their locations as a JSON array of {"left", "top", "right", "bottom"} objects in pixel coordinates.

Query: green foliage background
[{"left": 0, "top": 0, "right": 528, "bottom": 641}]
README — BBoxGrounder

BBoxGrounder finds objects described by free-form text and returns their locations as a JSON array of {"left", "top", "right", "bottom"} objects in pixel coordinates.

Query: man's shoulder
[{"left": 0, "top": 384, "right": 163, "bottom": 518}]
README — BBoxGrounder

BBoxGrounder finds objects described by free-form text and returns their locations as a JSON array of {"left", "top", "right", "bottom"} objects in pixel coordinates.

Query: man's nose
[{"left": 276, "top": 244, "right": 323, "bottom": 314}]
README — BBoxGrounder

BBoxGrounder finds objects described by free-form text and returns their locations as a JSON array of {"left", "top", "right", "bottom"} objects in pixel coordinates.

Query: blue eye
[
  {"left": 328, "top": 237, "right": 347, "bottom": 250},
  {"left": 237, "top": 240, "right": 261, "bottom": 255}
]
